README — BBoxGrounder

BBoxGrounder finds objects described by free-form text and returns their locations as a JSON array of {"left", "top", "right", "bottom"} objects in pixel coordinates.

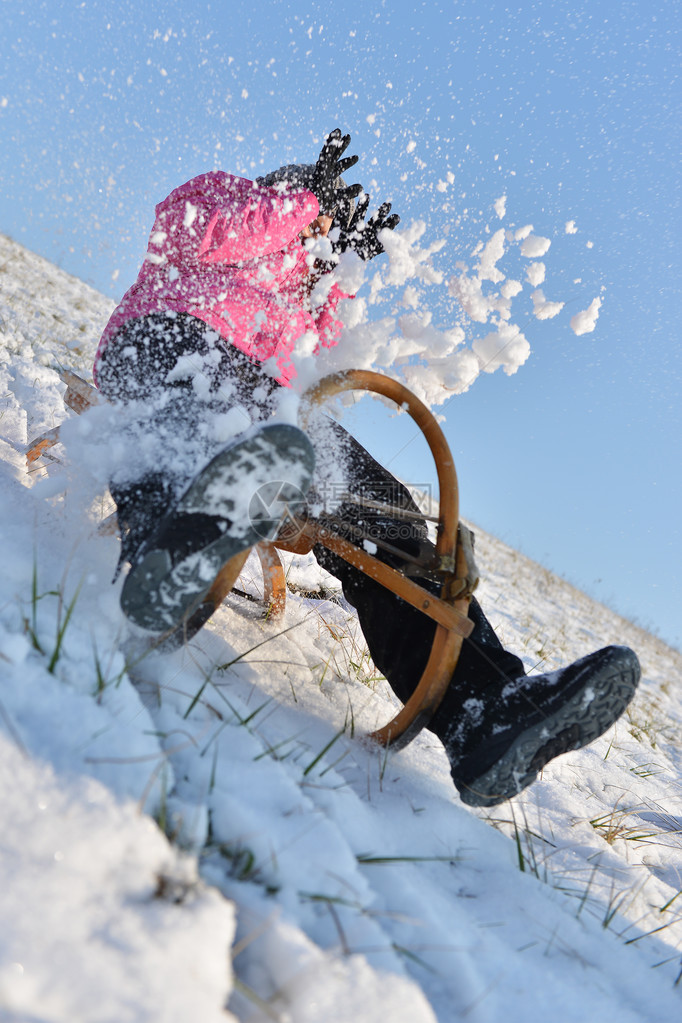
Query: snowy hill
[{"left": 1, "top": 230, "right": 682, "bottom": 1022}]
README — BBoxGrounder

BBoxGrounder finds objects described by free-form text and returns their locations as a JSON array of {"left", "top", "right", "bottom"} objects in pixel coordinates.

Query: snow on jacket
[{"left": 93, "top": 171, "right": 348, "bottom": 388}]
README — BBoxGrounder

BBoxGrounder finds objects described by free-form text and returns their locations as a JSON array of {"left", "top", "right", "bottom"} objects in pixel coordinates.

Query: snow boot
[
  {"left": 433, "top": 645, "right": 640, "bottom": 807},
  {"left": 120, "top": 423, "right": 315, "bottom": 632}
]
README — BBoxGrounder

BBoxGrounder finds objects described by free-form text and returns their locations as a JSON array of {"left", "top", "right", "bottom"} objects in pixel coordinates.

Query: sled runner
[{"left": 26, "top": 369, "right": 478, "bottom": 749}]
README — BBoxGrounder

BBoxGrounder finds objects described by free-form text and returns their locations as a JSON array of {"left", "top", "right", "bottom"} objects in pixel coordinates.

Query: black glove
[
  {"left": 310, "top": 129, "right": 362, "bottom": 216},
  {"left": 334, "top": 193, "right": 400, "bottom": 261}
]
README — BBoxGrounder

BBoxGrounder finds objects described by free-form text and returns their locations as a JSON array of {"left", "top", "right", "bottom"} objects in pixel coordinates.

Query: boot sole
[
  {"left": 455, "top": 647, "right": 640, "bottom": 807},
  {"left": 120, "top": 424, "right": 314, "bottom": 632}
]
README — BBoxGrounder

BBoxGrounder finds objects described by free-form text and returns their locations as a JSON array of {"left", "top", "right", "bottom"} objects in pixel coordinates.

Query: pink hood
[{"left": 94, "top": 171, "right": 347, "bottom": 387}]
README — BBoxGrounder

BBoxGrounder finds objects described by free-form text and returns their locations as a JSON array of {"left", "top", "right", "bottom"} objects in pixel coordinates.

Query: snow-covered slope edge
[{"left": 1, "top": 232, "right": 681, "bottom": 1022}]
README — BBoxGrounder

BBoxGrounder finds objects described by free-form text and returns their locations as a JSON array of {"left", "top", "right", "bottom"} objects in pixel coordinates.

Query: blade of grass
[
  {"left": 48, "top": 581, "right": 82, "bottom": 673},
  {"left": 303, "top": 727, "right": 345, "bottom": 777}
]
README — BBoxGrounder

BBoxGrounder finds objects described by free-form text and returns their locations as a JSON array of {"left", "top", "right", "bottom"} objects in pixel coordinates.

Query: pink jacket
[{"left": 94, "top": 171, "right": 347, "bottom": 387}]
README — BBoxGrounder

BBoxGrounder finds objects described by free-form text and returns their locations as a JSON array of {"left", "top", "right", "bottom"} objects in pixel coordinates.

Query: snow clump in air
[
  {"left": 530, "top": 289, "right": 565, "bottom": 320},
  {"left": 284, "top": 188, "right": 600, "bottom": 409},
  {"left": 520, "top": 233, "right": 551, "bottom": 258},
  {"left": 514, "top": 224, "right": 534, "bottom": 241},
  {"left": 571, "top": 295, "right": 603, "bottom": 335},
  {"left": 526, "top": 262, "right": 546, "bottom": 286}
]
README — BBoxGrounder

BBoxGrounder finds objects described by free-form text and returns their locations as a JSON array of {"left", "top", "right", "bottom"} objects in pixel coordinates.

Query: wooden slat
[
  {"left": 256, "top": 543, "right": 288, "bottom": 618},
  {"left": 26, "top": 427, "right": 61, "bottom": 466},
  {"left": 59, "top": 370, "right": 101, "bottom": 414}
]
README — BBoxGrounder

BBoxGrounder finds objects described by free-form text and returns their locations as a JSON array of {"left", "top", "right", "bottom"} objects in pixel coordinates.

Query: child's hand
[{"left": 310, "top": 129, "right": 362, "bottom": 216}]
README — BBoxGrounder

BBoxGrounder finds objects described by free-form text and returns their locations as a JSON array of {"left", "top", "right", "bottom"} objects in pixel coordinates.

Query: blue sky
[{"left": 2, "top": 0, "right": 680, "bottom": 651}]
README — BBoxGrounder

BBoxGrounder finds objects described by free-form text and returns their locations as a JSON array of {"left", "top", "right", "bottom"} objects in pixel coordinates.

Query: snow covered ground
[{"left": 1, "top": 230, "right": 681, "bottom": 1021}]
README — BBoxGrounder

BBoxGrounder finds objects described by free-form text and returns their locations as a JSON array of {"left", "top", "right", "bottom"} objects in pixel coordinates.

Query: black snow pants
[{"left": 96, "top": 313, "right": 526, "bottom": 733}]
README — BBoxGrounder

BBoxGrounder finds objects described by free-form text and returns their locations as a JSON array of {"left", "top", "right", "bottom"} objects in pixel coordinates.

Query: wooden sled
[{"left": 26, "top": 369, "right": 478, "bottom": 750}]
